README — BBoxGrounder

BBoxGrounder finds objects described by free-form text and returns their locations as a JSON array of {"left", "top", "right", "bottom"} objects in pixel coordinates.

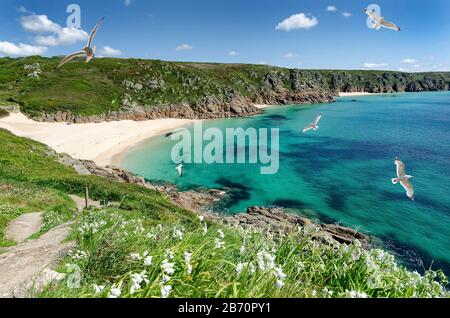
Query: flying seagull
[
  {"left": 176, "top": 162, "right": 184, "bottom": 177},
  {"left": 56, "top": 17, "right": 105, "bottom": 69},
  {"left": 365, "top": 8, "right": 400, "bottom": 32},
  {"left": 302, "top": 114, "right": 323, "bottom": 133},
  {"left": 391, "top": 157, "right": 414, "bottom": 200}
]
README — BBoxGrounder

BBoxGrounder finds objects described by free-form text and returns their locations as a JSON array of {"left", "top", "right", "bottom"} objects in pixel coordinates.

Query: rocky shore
[{"left": 55, "top": 152, "right": 369, "bottom": 247}]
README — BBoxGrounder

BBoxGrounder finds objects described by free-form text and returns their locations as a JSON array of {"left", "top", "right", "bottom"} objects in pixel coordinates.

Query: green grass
[
  {"left": 0, "top": 128, "right": 448, "bottom": 298},
  {"left": 39, "top": 207, "right": 449, "bottom": 298},
  {"left": 0, "top": 181, "right": 72, "bottom": 246},
  {"left": 1, "top": 56, "right": 449, "bottom": 119}
]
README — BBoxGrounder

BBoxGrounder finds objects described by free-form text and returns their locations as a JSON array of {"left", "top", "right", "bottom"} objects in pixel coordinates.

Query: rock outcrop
[{"left": 225, "top": 206, "right": 369, "bottom": 246}]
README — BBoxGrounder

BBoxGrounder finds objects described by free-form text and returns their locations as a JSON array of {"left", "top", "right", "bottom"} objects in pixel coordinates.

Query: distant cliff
[{"left": 0, "top": 56, "right": 449, "bottom": 123}]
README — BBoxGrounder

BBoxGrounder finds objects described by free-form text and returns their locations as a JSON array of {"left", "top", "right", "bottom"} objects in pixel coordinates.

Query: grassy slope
[
  {"left": 0, "top": 128, "right": 448, "bottom": 298},
  {"left": 1, "top": 56, "right": 449, "bottom": 118}
]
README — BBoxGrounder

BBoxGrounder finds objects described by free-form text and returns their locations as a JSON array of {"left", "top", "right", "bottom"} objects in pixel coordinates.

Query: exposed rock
[{"left": 225, "top": 206, "right": 369, "bottom": 246}]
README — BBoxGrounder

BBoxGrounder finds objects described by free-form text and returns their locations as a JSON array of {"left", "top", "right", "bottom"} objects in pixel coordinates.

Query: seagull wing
[
  {"left": 380, "top": 18, "right": 400, "bottom": 31},
  {"left": 399, "top": 179, "right": 414, "bottom": 200},
  {"left": 56, "top": 51, "right": 86, "bottom": 68},
  {"left": 395, "top": 159, "right": 406, "bottom": 177},
  {"left": 302, "top": 125, "right": 313, "bottom": 133},
  {"left": 87, "top": 17, "right": 105, "bottom": 48},
  {"left": 313, "top": 115, "right": 322, "bottom": 126},
  {"left": 368, "top": 11, "right": 381, "bottom": 23}
]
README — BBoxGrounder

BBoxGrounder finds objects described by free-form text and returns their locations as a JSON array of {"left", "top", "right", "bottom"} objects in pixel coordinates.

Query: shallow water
[{"left": 122, "top": 92, "right": 450, "bottom": 273}]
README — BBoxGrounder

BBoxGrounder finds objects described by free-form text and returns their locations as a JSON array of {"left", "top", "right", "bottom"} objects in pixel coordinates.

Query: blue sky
[{"left": 1, "top": 0, "right": 449, "bottom": 71}]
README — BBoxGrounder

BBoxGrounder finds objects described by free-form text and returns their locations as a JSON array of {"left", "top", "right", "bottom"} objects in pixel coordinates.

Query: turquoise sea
[{"left": 121, "top": 92, "right": 450, "bottom": 274}]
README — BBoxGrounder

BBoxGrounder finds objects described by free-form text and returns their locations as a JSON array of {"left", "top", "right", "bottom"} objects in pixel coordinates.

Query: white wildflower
[
  {"left": 276, "top": 280, "right": 285, "bottom": 289},
  {"left": 343, "top": 290, "right": 368, "bottom": 298},
  {"left": 93, "top": 284, "right": 105, "bottom": 294},
  {"left": 129, "top": 253, "right": 142, "bottom": 261},
  {"left": 129, "top": 270, "right": 149, "bottom": 294},
  {"left": 214, "top": 238, "right": 225, "bottom": 249},
  {"left": 202, "top": 224, "right": 208, "bottom": 235},
  {"left": 161, "top": 285, "right": 172, "bottom": 298},
  {"left": 108, "top": 286, "right": 122, "bottom": 298},
  {"left": 165, "top": 249, "right": 174, "bottom": 260},
  {"left": 161, "top": 259, "right": 175, "bottom": 275},
  {"left": 218, "top": 229, "right": 225, "bottom": 239},
  {"left": 236, "top": 262, "right": 256, "bottom": 276},
  {"left": 184, "top": 251, "right": 193, "bottom": 275},
  {"left": 198, "top": 215, "right": 204, "bottom": 222},
  {"left": 173, "top": 229, "right": 184, "bottom": 240},
  {"left": 144, "top": 255, "right": 153, "bottom": 266}
]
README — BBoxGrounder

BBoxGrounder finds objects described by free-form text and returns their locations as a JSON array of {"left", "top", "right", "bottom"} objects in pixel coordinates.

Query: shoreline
[
  {"left": 338, "top": 92, "right": 376, "bottom": 97},
  {"left": 0, "top": 112, "right": 194, "bottom": 167},
  {"left": 0, "top": 103, "right": 268, "bottom": 168}
]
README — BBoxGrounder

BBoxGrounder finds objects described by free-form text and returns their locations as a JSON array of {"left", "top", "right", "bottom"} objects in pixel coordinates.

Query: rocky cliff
[{"left": 0, "top": 57, "right": 449, "bottom": 123}]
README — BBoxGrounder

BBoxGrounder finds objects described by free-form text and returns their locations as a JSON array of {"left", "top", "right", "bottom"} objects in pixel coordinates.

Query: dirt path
[
  {"left": 5, "top": 212, "right": 43, "bottom": 243},
  {"left": 0, "top": 222, "right": 76, "bottom": 298},
  {"left": 69, "top": 194, "right": 101, "bottom": 213}
]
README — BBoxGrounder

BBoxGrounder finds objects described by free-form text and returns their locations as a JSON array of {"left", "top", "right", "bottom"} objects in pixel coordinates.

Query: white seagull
[
  {"left": 176, "top": 163, "right": 184, "bottom": 177},
  {"left": 56, "top": 17, "right": 105, "bottom": 69},
  {"left": 365, "top": 8, "right": 400, "bottom": 32},
  {"left": 302, "top": 114, "right": 323, "bottom": 133},
  {"left": 391, "top": 157, "right": 414, "bottom": 200}
]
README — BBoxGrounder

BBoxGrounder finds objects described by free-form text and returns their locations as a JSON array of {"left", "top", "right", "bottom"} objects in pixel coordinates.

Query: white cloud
[
  {"left": 326, "top": 6, "right": 337, "bottom": 12},
  {"left": 20, "top": 14, "right": 60, "bottom": 33},
  {"left": 176, "top": 44, "right": 193, "bottom": 51},
  {"left": 20, "top": 13, "right": 88, "bottom": 47},
  {"left": 124, "top": 0, "right": 131, "bottom": 6},
  {"left": 17, "top": 6, "right": 32, "bottom": 14},
  {"left": 342, "top": 12, "right": 352, "bottom": 18},
  {"left": 275, "top": 13, "right": 318, "bottom": 31},
  {"left": 401, "top": 58, "right": 417, "bottom": 64},
  {"left": 99, "top": 46, "right": 122, "bottom": 57},
  {"left": 34, "top": 27, "right": 88, "bottom": 47},
  {"left": 228, "top": 50, "right": 239, "bottom": 56},
  {"left": 258, "top": 61, "right": 267, "bottom": 65},
  {"left": 0, "top": 41, "right": 47, "bottom": 56},
  {"left": 362, "top": 62, "right": 388, "bottom": 68},
  {"left": 282, "top": 52, "right": 297, "bottom": 58}
]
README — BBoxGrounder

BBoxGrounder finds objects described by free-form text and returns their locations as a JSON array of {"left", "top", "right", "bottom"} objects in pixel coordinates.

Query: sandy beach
[
  {"left": 0, "top": 112, "right": 193, "bottom": 167},
  {"left": 338, "top": 92, "right": 374, "bottom": 97},
  {"left": 254, "top": 104, "right": 272, "bottom": 109}
]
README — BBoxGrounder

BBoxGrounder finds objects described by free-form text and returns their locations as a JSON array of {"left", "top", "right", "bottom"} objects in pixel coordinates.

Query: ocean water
[{"left": 121, "top": 91, "right": 450, "bottom": 273}]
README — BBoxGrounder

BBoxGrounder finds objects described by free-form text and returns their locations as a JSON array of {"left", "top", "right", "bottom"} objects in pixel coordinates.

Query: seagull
[
  {"left": 176, "top": 162, "right": 184, "bottom": 177},
  {"left": 56, "top": 17, "right": 105, "bottom": 69},
  {"left": 302, "top": 114, "right": 323, "bottom": 133},
  {"left": 365, "top": 8, "right": 400, "bottom": 32},
  {"left": 391, "top": 157, "right": 414, "bottom": 200}
]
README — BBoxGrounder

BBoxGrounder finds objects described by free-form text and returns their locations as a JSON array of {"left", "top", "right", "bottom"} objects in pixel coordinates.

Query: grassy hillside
[
  {"left": 0, "top": 56, "right": 449, "bottom": 119},
  {"left": 0, "top": 128, "right": 448, "bottom": 298}
]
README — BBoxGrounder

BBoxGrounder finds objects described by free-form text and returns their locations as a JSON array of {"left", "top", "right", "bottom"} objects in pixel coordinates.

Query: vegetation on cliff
[
  {"left": 0, "top": 128, "right": 448, "bottom": 298},
  {"left": 1, "top": 56, "right": 449, "bottom": 121}
]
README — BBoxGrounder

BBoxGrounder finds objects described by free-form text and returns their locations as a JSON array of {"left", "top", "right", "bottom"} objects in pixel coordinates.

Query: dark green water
[{"left": 122, "top": 92, "right": 450, "bottom": 273}]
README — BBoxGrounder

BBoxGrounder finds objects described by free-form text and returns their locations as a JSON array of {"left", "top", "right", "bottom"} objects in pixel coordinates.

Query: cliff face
[
  {"left": 0, "top": 57, "right": 449, "bottom": 123},
  {"left": 326, "top": 71, "right": 450, "bottom": 93}
]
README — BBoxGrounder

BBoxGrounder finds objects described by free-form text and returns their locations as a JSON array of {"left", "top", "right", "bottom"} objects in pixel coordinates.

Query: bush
[{"left": 0, "top": 108, "right": 9, "bottom": 118}]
